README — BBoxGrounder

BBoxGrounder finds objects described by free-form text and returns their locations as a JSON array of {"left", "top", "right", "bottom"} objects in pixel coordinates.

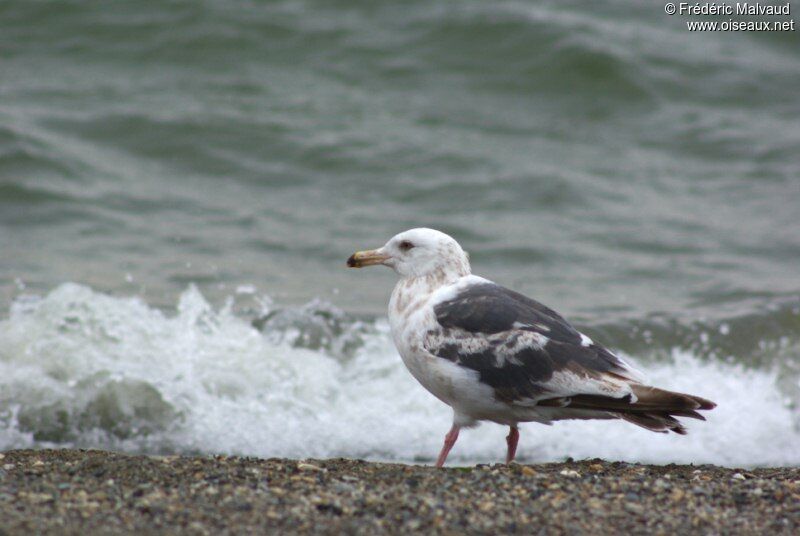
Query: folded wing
[{"left": 426, "top": 282, "right": 715, "bottom": 433}]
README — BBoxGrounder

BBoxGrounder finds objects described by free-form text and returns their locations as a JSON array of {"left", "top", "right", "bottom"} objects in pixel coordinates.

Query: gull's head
[{"left": 347, "top": 228, "right": 471, "bottom": 279}]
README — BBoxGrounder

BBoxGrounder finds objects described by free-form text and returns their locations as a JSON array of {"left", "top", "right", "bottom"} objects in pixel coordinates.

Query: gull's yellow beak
[{"left": 347, "top": 248, "right": 390, "bottom": 268}]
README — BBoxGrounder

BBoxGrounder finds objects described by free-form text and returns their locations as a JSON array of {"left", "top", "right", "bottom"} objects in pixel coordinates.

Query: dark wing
[{"left": 426, "top": 282, "right": 642, "bottom": 404}]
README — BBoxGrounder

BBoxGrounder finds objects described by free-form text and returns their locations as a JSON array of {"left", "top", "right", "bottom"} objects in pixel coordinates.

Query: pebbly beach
[{"left": 0, "top": 449, "right": 797, "bottom": 534}]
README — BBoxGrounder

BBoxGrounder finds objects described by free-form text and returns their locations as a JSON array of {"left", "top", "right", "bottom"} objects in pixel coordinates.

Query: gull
[{"left": 347, "top": 228, "right": 716, "bottom": 467}]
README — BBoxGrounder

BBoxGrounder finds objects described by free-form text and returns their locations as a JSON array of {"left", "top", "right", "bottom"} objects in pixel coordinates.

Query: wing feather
[
  {"left": 427, "top": 282, "right": 644, "bottom": 403},
  {"left": 425, "top": 281, "right": 715, "bottom": 433}
]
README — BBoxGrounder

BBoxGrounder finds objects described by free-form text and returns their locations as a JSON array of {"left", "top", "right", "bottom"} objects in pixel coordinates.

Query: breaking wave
[{"left": 1, "top": 283, "right": 798, "bottom": 467}]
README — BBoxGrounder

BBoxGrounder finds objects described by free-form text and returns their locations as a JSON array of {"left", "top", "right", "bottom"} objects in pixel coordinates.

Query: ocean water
[{"left": 1, "top": 1, "right": 799, "bottom": 466}]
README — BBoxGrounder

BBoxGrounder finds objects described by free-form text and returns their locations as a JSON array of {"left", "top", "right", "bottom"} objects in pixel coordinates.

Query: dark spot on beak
[{"left": 346, "top": 254, "right": 357, "bottom": 267}]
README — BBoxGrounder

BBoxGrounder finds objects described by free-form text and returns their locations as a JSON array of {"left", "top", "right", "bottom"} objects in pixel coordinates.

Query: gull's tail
[{"left": 539, "top": 384, "right": 717, "bottom": 434}]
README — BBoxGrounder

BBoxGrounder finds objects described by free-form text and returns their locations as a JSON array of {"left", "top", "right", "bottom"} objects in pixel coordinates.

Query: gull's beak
[{"left": 347, "top": 248, "right": 390, "bottom": 268}]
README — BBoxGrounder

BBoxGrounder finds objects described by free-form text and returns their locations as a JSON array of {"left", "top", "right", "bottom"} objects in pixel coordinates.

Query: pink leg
[
  {"left": 435, "top": 425, "right": 460, "bottom": 468},
  {"left": 506, "top": 426, "right": 519, "bottom": 463}
]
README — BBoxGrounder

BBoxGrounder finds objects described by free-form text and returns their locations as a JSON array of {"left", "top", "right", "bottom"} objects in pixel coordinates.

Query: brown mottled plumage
[{"left": 348, "top": 228, "right": 717, "bottom": 466}]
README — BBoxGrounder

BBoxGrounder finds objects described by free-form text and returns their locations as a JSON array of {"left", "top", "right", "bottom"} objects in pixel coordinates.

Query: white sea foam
[{"left": 0, "top": 283, "right": 798, "bottom": 467}]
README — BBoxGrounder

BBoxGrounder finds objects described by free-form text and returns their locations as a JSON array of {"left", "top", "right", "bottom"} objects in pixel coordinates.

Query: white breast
[
  {"left": 387, "top": 276, "right": 508, "bottom": 425},
  {"left": 388, "top": 279, "right": 442, "bottom": 398}
]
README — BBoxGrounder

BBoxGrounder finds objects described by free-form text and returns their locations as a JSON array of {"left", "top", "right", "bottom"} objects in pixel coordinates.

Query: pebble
[
  {"left": 0, "top": 449, "right": 796, "bottom": 534},
  {"left": 624, "top": 502, "right": 644, "bottom": 515},
  {"left": 297, "top": 462, "right": 324, "bottom": 472}
]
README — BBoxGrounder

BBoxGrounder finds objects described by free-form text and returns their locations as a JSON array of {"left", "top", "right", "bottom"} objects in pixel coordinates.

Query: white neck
[{"left": 389, "top": 264, "right": 469, "bottom": 329}]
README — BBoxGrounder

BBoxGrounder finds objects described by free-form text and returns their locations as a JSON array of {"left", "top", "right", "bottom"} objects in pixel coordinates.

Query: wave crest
[{"left": 1, "top": 283, "right": 797, "bottom": 466}]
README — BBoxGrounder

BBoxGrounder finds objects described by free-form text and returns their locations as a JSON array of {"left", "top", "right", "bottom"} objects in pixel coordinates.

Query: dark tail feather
[
  {"left": 618, "top": 412, "right": 687, "bottom": 435},
  {"left": 538, "top": 384, "right": 716, "bottom": 435},
  {"left": 630, "top": 385, "right": 716, "bottom": 411},
  {"left": 667, "top": 409, "right": 706, "bottom": 421}
]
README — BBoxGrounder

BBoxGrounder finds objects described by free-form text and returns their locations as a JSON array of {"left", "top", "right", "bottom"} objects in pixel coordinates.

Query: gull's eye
[{"left": 399, "top": 240, "right": 414, "bottom": 251}]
